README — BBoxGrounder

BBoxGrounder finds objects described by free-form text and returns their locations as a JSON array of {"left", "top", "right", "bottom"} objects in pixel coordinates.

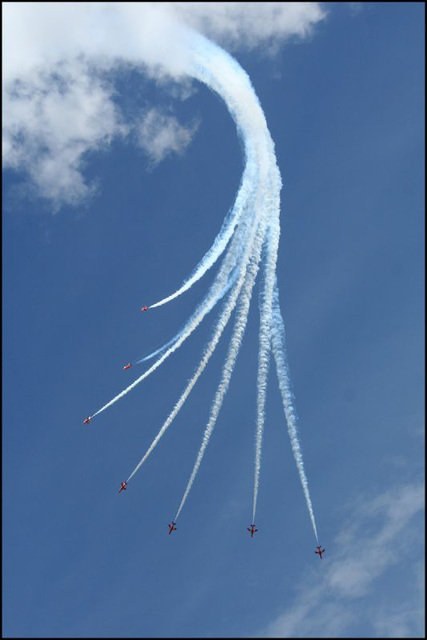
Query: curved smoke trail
[
  {"left": 84, "top": 26, "right": 318, "bottom": 541},
  {"left": 175, "top": 208, "right": 268, "bottom": 520},
  {"left": 127, "top": 201, "right": 264, "bottom": 483},
  {"left": 174, "top": 35, "right": 280, "bottom": 520},
  {"left": 90, "top": 34, "right": 264, "bottom": 420},
  {"left": 136, "top": 263, "right": 240, "bottom": 364},
  {"left": 149, "top": 149, "right": 257, "bottom": 309},
  {"left": 91, "top": 176, "right": 256, "bottom": 419}
]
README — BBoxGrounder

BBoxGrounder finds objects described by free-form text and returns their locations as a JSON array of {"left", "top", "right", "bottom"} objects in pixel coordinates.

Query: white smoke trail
[
  {"left": 90, "top": 33, "right": 268, "bottom": 421},
  {"left": 174, "top": 209, "right": 267, "bottom": 521},
  {"left": 149, "top": 148, "right": 257, "bottom": 309},
  {"left": 127, "top": 40, "right": 275, "bottom": 483},
  {"left": 173, "top": 36, "right": 280, "bottom": 520},
  {"left": 271, "top": 279, "right": 319, "bottom": 542},
  {"left": 4, "top": 5, "right": 326, "bottom": 538},
  {"left": 127, "top": 206, "right": 264, "bottom": 482},
  {"left": 78, "top": 24, "right": 318, "bottom": 543},
  {"left": 136, "top": 335, "right": 182, "bottom": 365},
  {"left": 148, "top": 31, "right": 267, "bottom": 312},
  {"left": 127, "top": 87, "right": 272, "bottom": 478},
  {"left": 136, "top": 263, "right": 240, "bottom": 364},
  {"left": 252, "top": 188, "right": 281, "bottom": 523},
  {"left": 91, "top": 186, "right": 256, "bottom": 419}
]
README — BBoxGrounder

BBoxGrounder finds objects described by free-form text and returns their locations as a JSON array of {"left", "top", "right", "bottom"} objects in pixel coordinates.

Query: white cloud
[
  {"left": 171, "top": 2, "right": 326, "bottom": 51},
  {"left": 3, "top": 62, "right": 127, "bottom": 208},
  {"left": 2, "top": 2, "right": 325, "bottom": 209},
  {"left": 262, "top": 482, "right": 425, "bottom": 638},
  {"left": 135, "top": 108, "right": 199, "bottom": 166}
]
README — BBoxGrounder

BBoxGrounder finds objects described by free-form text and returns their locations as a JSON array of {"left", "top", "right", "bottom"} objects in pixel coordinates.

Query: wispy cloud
[
  {"left": 3, "top": 2, "right": 325, "bottom": 210},
  {"left": 261, "top": 482, "right": 425, "bottom": 638},
  {"left": 171, "top": 2, "right": 326, "bottom": 51},
  {"left": 3, "top": 62, "right": 127, "bottom": 209},
  {"left": 135, "top": 108, "right": 199, "bottom": 167}
]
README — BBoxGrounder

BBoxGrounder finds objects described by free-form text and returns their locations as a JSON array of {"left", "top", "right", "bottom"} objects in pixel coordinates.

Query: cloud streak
[
  {"left": 3, "top": 62, "right": 127, "bottom": 208},
  {"left": 135, "top": 108, "right": 199, "bottom": 166}
]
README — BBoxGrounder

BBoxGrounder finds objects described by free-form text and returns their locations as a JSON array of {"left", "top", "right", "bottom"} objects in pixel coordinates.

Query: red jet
[
  {"left": 123, "top": 363, "right": 132, "bottom": 370},
  {"left": 247, "top": 524, "right": 258, "bottom": 538},
  {"left": 168, "top": 522, "right": 177, "bottom": 535},
  {"left": 315, "top": 545, "right": 325, "bottom": 559},
  {"left": 83, "top": 416, "right": 91, "bottom": 425},
  {"left": 118, "top": 482, "right": 127, "bottom": 493},
  {"left": 141, "top": 306, "right": 149, "bottom": 312}
]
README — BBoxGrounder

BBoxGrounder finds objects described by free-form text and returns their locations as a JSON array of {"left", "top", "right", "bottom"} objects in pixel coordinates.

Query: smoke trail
[
  {"left": 91, "top": 185, "right": 256, "bottom": 419},
  {"left": 80, "top": 23, "right": 318, "bottom": 542},
  {"left": 135, "top": 335, "right": 181, "bottom": 365},
  {"left": 271, "top": 279, "right": 319, "bottom": 542},
  {"left": 127, "top": 206, "right": 265, "bottom": 482},
  {"left": 127, "top": 149, "right": 270, "bottom": 483},
  {"left": 149, "top": 148, "right": 257, "bottom": 309},
  {"left": 136, "top": 263, "right": 240, "bottom": 364},
  {"left": 90, "top": 33, "right": 269, "bottom": 421},
  {"left": 173, "top": 36, "right": 283, "bottom": 521},
  {"left": 148, "top": 28, "right": 263, "bottom": 312},
  {"left": 252, "top": 194, "right": 281, "bottom": 523},
  {"left": 128, "top": 34, "right": 286, "bottom": 521},
  {"left": 174, "top": 209, "right": 267, "bottom": 521}
]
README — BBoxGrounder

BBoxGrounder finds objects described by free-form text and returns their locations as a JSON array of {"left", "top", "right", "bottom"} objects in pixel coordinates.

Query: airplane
[
  {"left": 168, "top": 522, "right": 177, "bottom": 535},
  {"left": 315, "top": 545, "right": 325, "bottom": 559},
  {"left": 83, "top": 416, "right": 91, "bottom": 424},
  {"left": 118, "top": 481, "right": 127, "bottom": 493},
  {"left": 247, "top": 524, "right": 258, "bottom": 538},
  {"left": 141, "top": 306, "right": 149, "bottom": 312},
  {"left": 123, "top": 363, "right": 132, "bottom": 370}
]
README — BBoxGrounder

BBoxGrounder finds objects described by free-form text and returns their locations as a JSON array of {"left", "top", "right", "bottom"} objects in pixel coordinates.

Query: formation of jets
[
  {"left": 77, "top": 468, "right": 323, "bottom": 551},
  {"left": 81, "top": 302, "right": 323, "bottom": 553},
  {"left": 115, "top": 484, "right": 322, "bottom": 550}
]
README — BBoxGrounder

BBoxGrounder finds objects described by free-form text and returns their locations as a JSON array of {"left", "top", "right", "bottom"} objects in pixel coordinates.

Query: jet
[
  {"left": 123, "top": 363, "right": 132, "bottom": 370},
  {"left": 118, "top": 481, "right": 127, "bottom": 493},
  {"left": 168, "top": 522, "right": 177, "bottom": 535},
  {"left": 247, "top": 524, "right": 258, "bottom": 538},
  {"left": 315, "top": 545, "right": 325, "bottom": 559},
  {"left": 83, "top": 416, "right": 91, "bottom": 425},
  {"left": 141, "top": 306, "right": 149, "bottom": 312}
]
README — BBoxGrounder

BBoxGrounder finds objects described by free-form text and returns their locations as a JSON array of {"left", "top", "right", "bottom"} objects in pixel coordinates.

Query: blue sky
[{"left": 3, "top": 3, "right": 424, "bottom": 638}]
